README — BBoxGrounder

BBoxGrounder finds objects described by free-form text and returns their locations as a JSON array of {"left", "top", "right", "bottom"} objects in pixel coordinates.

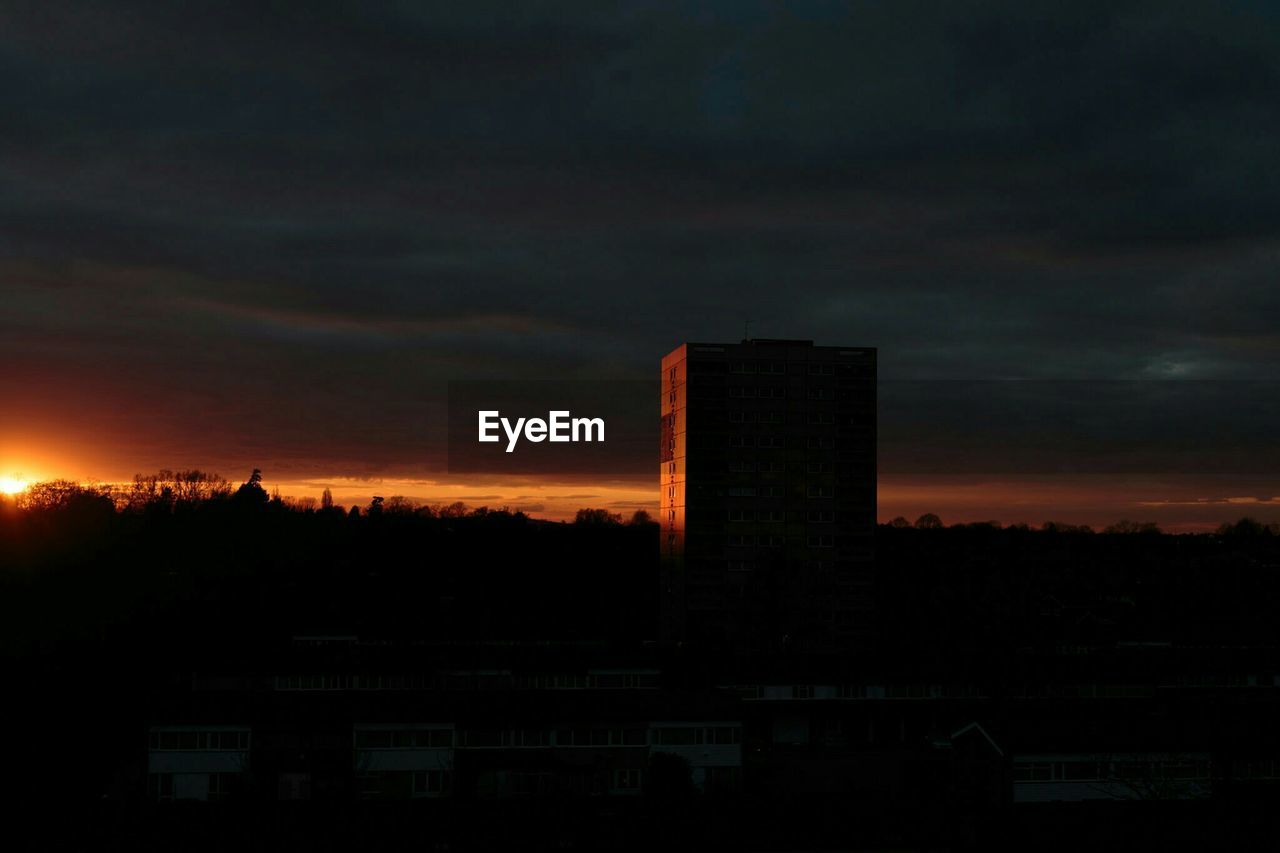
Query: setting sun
[{"left": 0, "top": 477, "right": 30, "bottom": 496}]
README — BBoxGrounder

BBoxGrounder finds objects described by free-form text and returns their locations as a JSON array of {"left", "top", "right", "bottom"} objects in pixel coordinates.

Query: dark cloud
[{"left": 2, "top": 1, "right": 1279, "bottom": 507}]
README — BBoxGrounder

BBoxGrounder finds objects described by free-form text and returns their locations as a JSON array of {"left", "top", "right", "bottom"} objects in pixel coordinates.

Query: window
[
  {"left": 355, "top": 729, "right": 453, "bottom": 749},
  {"left": 551, "top": 728, "right": 643, "bottom": 747},
  {"left": 1014, "top": 762, "right": 1053, "bottom": 782},
  {"left": 709, "top": 726, "right": 742, "bottom": 744},
  {"left": 808, "top": 364, "right": 834, "bottom": 375},
  {"left": 1233, "top": 759, "right": 1279, "bottom": 780},
  {"left": 728, "top": 386, "right": 756, "bottom": 398},
  {"left": 653, "top": 728, "right": 700, "bottom": 746},
  {"left": 277, "top": 773, "right": 311, "bottom": 801},
  {"left": 413, "top": 770, "right": 451, "bottom": 796},
  {"left": 759, "top": 386, "right": 786, "bottom": 398},
  {"left": 807, "top": 413, "right": 834, "bottom": 425},
  {"left": 793, "top": 686, "right": 814, "bottom": 699},
  {"left": 728, "top": 461, "right": 755, "bottom": 473},
  {"left": 729, "top": 361, "right": 756, "bottom": 374},
  {"left": 613, "top": 768, "right": 643, "bottom": 790},
  {"left": 357, "top": 772, "right": 384, "bottom": 798},
  {"left": 806, "top": 461, "right": 833, "bottom": 474},
  {"left": 760, "top": 362, "right": 786, "bottom": 375},
  {"left": 726, "top": 534, "right": 755, "bottom": 546},
  {"left": 1162, "top": 760, "right": 1210, "bottom": 780},
  {"left": 759, "top": 510, "right": 785, "bottom": 523},
  {"left": 727, "top": 560, "right": 754, "bottom": 572},
  {"left": 807, "top": 511, "right": 834, "bottom": 523},
  {"left": 729, "top": 411, "right": 755, "bottom": 423},
  {"left": 149, "top": 729, "right": 250, "bottom": 751},
  {"left": 230, "top": 772, "right": 265, "bottom": 806},
  {"left": 463, "top": 729, "right": 505, "bottom": 748},
  {"left": 758, "top": 436, "right": 784, "bottom": 449},
  {"left": 758, "top": 486, "right": 783, "bottom": 498},
  {"left": 760, "top": 411, "right": 785, "bottom": 424},
  {"left": 806, "top": 437, "right": 834, "bottom": 449},
  {"left": 807, "top": 486, "right": 833, "bottom": 498},
  {"left": 512, "top": 729, "right": 551, "bottom": 747},
  {"left": 509, "top": 771, "right": 554, "bottom": 796},
  {"left": 727, "top": 509, "right": 753, "bottom": 522},
  {"left": 807, "top": 388, "right": 832, "bottom": 400},
  {"left": 356, "top": 731, "right": 392, "bottom": 749},
  {"left": 729, "top": 435, "right": 753, "bottom": 448},
  {"left": 148, "top": 773, "right": 174, "bottom": 801},
  {"left": 759, "top": 461, "right": 785, "bottom": 474},
  {"left": 1057, "top": 761, "right": 1103, "bottom": 781},
  {"left": 276, "top": 674, "right": 345, "bottom": 691}
]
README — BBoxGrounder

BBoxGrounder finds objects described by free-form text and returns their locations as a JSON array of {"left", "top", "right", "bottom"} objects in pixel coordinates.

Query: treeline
[
  {"left": 1, "top": 468, "right": 656, "bottom": 528},
  {"left": 878, "top": 515, "right": 1280, "bottom": 668},
  {"left": 887, "top": 512, "right": 1280, "bottom": 537},
  {"left": 0, "top": 470, "right": 662, "bottom": 679}
]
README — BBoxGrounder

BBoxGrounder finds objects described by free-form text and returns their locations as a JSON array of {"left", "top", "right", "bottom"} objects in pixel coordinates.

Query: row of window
[
  {"left": 729, "top": 411, "right": 786, "bottom": 423},
  {"left": 723, "top": 361, "right": 861, "bottom": 376},
  {"left": 355, "top": 729, "right": 454, "bottom": 749},
  {"left": 697, "top": 558, "right": 869, "bottom": 575},
  {"left": 721, "top": 479, "right": 839, "bottom": 491},
  {"left": 730, "top": 435, "right": 785, "bottom": 448},
  {"left": 652, "top": 727, "right": 743, "bottom": 746},
  {"left": 354, "top": 726, "right": 742, "bottom": 749},
  {"left": 710, "top": 387, "right": 859, "bottom": 401},
  {"left": 273, "top": 673, "right": 659, "bottom": 692},
  {"left": 738, "top": 684, "right": 979, "bottom": 700},
  {"left": 148, "top": 772, "right": 240, "bottom": 801},
  {"left": 355, "top": 769, "right": 452, "bottom": 797},
  {"left": 728, "top": 500, "right": 834, "bottom": 521},
  {"left": 729, "top": 362, "right": 789, "bottom": 374},
  {"left": 1014, "top": 759, "right": 1211, "bottom": 782},
  {"left": 725, "top": 533, "right": 837, "bottom": 547},
  {"left": 149, "top": 731, "right": 250, "bottom": 751},
  {"left": 1016, "top": 758, "right": 1280, "bottom": 783}
]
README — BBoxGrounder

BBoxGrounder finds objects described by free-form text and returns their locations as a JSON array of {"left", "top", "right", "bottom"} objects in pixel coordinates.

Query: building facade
[{"left": 659, "top": 340, "right": 877, "bottom": 652}]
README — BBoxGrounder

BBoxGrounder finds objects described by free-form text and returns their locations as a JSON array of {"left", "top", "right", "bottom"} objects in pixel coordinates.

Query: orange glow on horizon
[
  {"left": 0, "top": 477, "right": 30, "bottom": 496},
  {"left": 0, "top": 449, "right": 1274, "bottom": 531}
]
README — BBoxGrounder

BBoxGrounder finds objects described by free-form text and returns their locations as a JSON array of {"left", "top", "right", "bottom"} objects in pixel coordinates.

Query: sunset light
[{"left": 0, "top": 477, "right": 30, "bottom": 496}]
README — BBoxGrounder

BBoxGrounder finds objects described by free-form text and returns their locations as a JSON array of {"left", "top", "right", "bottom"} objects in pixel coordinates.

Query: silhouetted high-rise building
[{"left": 659, "top": 340, "right": 876, "bottom": 652}]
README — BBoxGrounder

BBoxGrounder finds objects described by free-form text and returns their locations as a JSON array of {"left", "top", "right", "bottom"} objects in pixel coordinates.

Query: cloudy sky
[{"left": 2, "top": 1, "right": 1278, "bottom": 526}]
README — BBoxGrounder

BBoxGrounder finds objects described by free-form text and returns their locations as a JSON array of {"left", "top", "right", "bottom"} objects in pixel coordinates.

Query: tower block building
[{"left": 659, "top": 340, "right": 876, "bottom": 652}]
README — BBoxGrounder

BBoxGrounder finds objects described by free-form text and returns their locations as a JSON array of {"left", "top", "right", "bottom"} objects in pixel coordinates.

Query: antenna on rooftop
[{"left": 743, "top": 318, "right": 752, "bottom": 342}]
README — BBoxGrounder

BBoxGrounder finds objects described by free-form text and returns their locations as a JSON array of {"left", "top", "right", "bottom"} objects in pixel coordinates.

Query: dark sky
[{"left": 2, "top": 1, "right": 1279, "bottom": 525}]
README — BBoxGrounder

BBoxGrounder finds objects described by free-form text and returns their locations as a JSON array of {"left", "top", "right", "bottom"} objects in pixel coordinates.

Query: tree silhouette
[
  {"left": 575, "top": 508, "right": 622, "bottom": 526},
  {"left": 914, "top": 512, "right": 943, "bottom": 529},
  {"left": 1216, "top": 517, "right": 1271, "bottom": 538},
  {"left": 1103, "top": 519, "right": 1161, "bottom": 535},
  {"left": 232, "top": 468, "right": 269, "bottom": 507}
]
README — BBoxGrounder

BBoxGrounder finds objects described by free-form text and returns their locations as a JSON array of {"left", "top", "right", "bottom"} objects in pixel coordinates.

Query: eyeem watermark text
[{"left": 478, "top": 410, "right": 605, "bottom": 452}]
